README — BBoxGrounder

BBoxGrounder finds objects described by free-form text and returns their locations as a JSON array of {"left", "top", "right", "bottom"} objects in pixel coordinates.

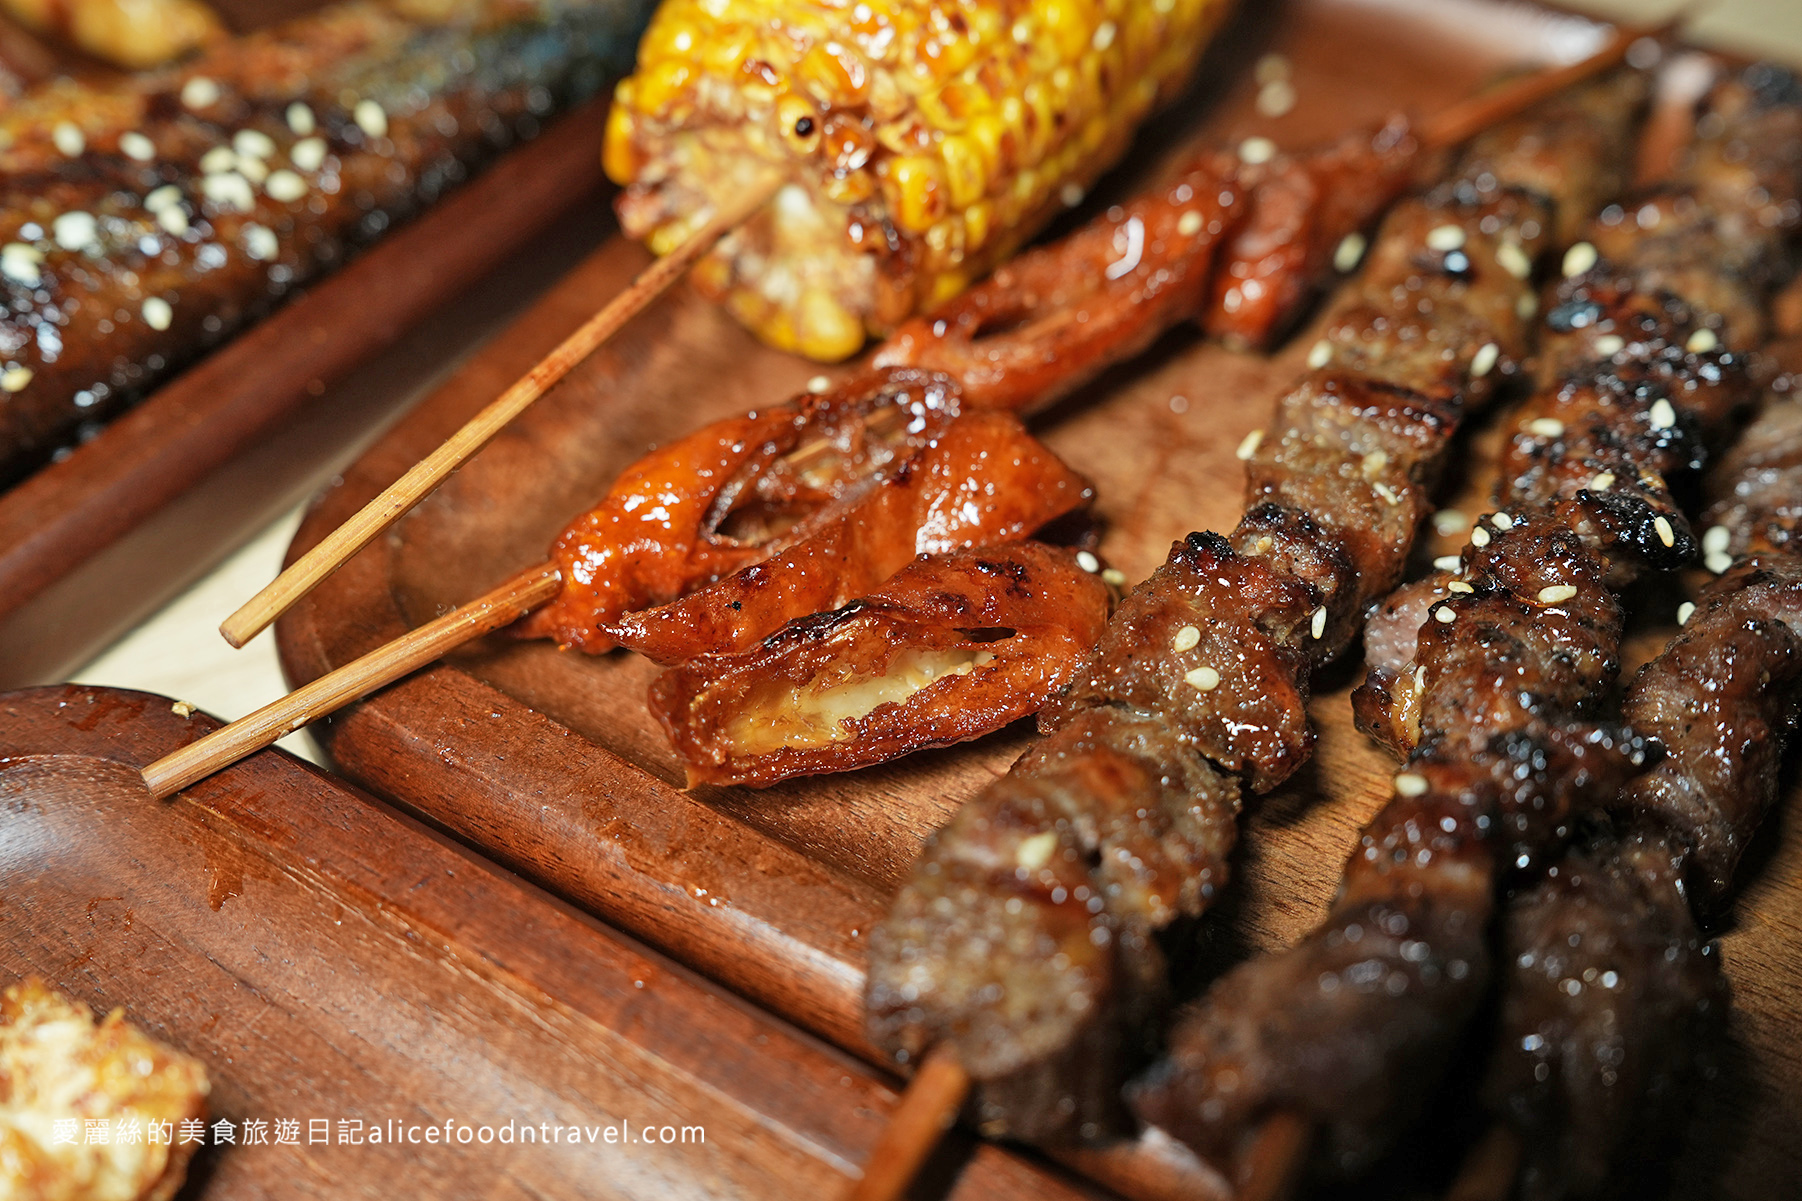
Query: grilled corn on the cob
[{"left": 604, "top": 0, "right": 1234, "bottom": 360}]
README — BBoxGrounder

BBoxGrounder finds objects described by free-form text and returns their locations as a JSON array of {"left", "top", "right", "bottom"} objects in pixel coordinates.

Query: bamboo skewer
[
  {"left": 146, "top": 563, "right": 561, "bottom": 799},
  {"left": 841, "top": 1044, "right": 970, "bottom": 1201},
  {"left": 217, "top": 178, "right": 779, "bottom": 650}
]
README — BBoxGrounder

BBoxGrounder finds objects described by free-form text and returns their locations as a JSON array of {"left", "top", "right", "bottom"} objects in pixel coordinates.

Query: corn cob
[{"left": 602, "top": 0, "right": 1234, "bottom": 360}]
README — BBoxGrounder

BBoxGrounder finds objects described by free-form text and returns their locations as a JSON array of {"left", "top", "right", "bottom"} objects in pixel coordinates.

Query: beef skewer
[
  {"left": 228, "top": 26, "right": 1655, "bottom": 652},
  {"left": 1467, "top": 339, "right": 1802, "bottom": 1201},
  {"left": 859, "top": 62, "right": 1648, "bottom": 1194},
  {"left": 1132, "top": 62, "right": 1802, "bottom": 1183}
]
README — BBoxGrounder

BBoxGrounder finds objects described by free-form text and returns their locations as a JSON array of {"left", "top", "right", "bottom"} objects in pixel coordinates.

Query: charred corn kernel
[{"left": 606, "top": 0, "right": 1233, "bottom": 360}]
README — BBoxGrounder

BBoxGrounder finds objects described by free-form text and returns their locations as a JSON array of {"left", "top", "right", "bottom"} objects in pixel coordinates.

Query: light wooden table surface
[{"left": 67, "top": 0, "right": 1802, "bottom": 764}]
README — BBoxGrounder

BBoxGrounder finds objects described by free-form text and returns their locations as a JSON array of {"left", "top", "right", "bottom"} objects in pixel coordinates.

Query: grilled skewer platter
[{"left": 8, "top": 0, "right": 1801, "bottom": 1197}]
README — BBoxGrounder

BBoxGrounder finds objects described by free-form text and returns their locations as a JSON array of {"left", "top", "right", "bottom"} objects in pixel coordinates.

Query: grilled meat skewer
[
  {"left": 865, "top": 72, "right": 1648, "bottom": 1144},
  {"left": 1485, "top": 350, "right": 1802, "bottom": 1199},
  {"left": 1134, "top": 65, "right": 1802, "bottom": 1175},
  {"left": 0, "top": 0, "right": 655, "bottom": 485}
]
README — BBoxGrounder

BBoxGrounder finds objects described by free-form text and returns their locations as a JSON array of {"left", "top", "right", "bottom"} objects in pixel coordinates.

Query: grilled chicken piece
[
  {"left": 0, "top": 0, "right": 655, "bottom": 484},
  {"left": 650, "top": 542, "right": 1110, "bottom": 787},
  {"left": 0, "top": 977, "right": 209, "bottom": 1201},
  {"left": 1139, "top": 65, "right": 1801, "bottom": 1174},
  {"left": 603, "top": 408, "right": 1093, "bottom": 664},
  {"left": 869, "top": 72, "right": 1649, "bottom": 1143},
  {"left": 517, "top": 367, "right": 961, "bottom": 654}
]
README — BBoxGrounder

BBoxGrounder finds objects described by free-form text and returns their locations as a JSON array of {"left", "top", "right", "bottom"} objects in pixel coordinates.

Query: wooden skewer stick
[
  {"left": 218, "top": 176, "right": 780, "bottom": 650},
  {"left": 1443, "top": 1124, "right": 1525, "bottom": 1201},
  {"left": 842, "top": 1043, "right": 971, "bottom": 1201},
  {"left": 1420, "top": 11, "right": 1688, "bottom": 151},
  {"left": 147, "top": 563, "right": 561, "bottom": 799},
  {"left": 1236, "top": 1111, "right": 1311, "bottom": 1201}
]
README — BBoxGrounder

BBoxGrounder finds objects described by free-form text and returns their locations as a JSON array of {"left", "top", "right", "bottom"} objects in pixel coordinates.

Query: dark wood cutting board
[
  {"left": 0, "top": 1, "right": 632, "bottom": 686},
  {"left": 0, "top": 684, "right": 1104, "bottom": 1200},
  {"left": 275, "top": 0, "right": 1802, "bottom": 1196}
]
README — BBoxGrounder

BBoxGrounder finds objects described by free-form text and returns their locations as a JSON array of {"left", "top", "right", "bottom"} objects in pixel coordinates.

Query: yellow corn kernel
[
  {"left": 939, "top": 133, "right": 987, "bottom": 210},
  {"left": 885, "top": 154, "right": 948, "bottom": 234},
  {"left": 607, "top": 0, "right": 1232, "bottom": 359}
]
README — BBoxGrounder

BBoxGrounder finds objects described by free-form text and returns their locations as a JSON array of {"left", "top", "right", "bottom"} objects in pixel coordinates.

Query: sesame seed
[
  {"left": 1562, "top": 241, "right": 1598, "bottom": 277},
  {"left": 1706, "top": 551, "right": 1733, "bottom": 574},
  {"left": 1434, "top": 555, "right": 1462, "bottom": 572},
  {"left": 1091, "top": 20, "right": 1116, "bottom": 50},
  {"left": 1172, "top": 625, "right": 1201, "bottom": 653},
  {"left": 1471, "top": 342, "right": 1500, "bottom": 377},
  {"left": 1307, "top": 339, "right": 1332, "bottom": 369},
  {"left": 1426, "top": 224, "right": 1466, "bottom": 252},
  {"left": 286, "top": 102, "right": 317, "bottom": 136},
  {"left": 1374, "top": 482, "right": 1401, "bottom": 506},
  {"left": 1101, "top": 568, "right": 1128, "bottom": 587},
  {"left": 1256, "top": 78, "right": 1296, "bottom": 118},
  {"left": 120, "top": 131, "right": 155, "bottom": 162},
  {"left": 200, "top": 145, "right": 237, "bottom": 174},
  {"left": 1537, "top": 584, "right": 1577, "bottom": 604},
  {"left": 1649, "top": 398, "right": 1676, "bottom": 430},
  {"left": 1395, "top": 772, "right": 1430, "bottom": 797},
  {"left": 806, "top": 375, "right": 830, "bottom": 393},
  {"left": 1333, "top": 232, "right": 1366, "bottom": 273},
  {"left": 1362, "top": 449, "right": 1389, "bottom": 478},
  {"left": 1238, "top": 136, "right": 1276, "bottom": 165},
  {"left": 234, "top": 129, "right": 277, "bottom": 161},
  {"left": 235, "top": 155, "right": 268, "bottom": 185},
  {"left": 1185, "top": 665, "right": 1221, "bottom": 691},
  {"left": 1593, "top": 333, "right": 1625, "bottom": 356},
  {"left": 1491, "top": 512, "right": 1513, "bottom": 531},
  {"left": 1470, "top": 526, "right": 1491, "bottom": 548},
  {"left": 1432, "top": 509, "right": 1466, "bottom": 536},
  {"left": 1, "top": 366, "right": 33, "bottom": 392},
  {"left": 354, "top": 100, "right": 388, "bottom": 140},
  {"left": 1527, "top": 417, "right": 1564, "bottom": 438},
  {"left": 1702, "top": 525, "right": 1730, "bottom": 556},
  {"left": 201, "top": 172, "right": 255, "bottom": 212},
  {"left": 1311, "top": 606, "right": 1326, "bottom": 639},
  {"left": 1236, "top": 429, "right": 1264, "bottom": 461},
  {"left": 290, "top": 137, "right": 328, "bottom": 172},
  {"left": 264, "top": 170, "right": 307, "bottom": 203},
  {"left": 156, "top": 206, "right": 190, "bottom": 236},
  {"left": 1177, "top": 209, "right": 1203, "bottom": 237},
  {"left": 144, "top": 185, "right": 180, "bottom": 213},
  {"left": 1255, "top": 53, "right": 1291, "bottom": 85},
  {"left": 1414, "top": 665, "right": 1427, "bottom": 688},
  {"left": 1590, "top": 472, "right": 1616, "bottom": 491},
  {"left": 1060, "top": 182, "right": 1084, "bottom": 207},
  {"left": 181, "top": 76, "right": 220, "bottom": 110},
  {"left": 1654, "top": 516, "right": 1675, "bottom": 547},
  {"left": 1516, "top": 293, "right": 1538, "bottom": 320},
  {"left": 52, "top": 122, "right": 84, "bottom": 157},
  {"left": 1434, "top": 605, "right": 1456, "bottom": 623},
  {"left": 1686, "top": 327, "right": 1719, "bottom": 354},
  {"left": 51, "top": 211, "right": 98, "bottom": 251},
  {"left": 1496, "top": 240, "right": 1532, "bottom": 279},
  {"left": 1446, "top": 580, "right": 1474, "bottom": 594},
  {"left": 1677, "top": 601, "right": 1696, "bottom": 625},
  {"left": 2, "top": 243, "right": 43, "bottom": 287},
  {"left": 242, "top": 223, "right": 278, "bottom": 261},
  {"left": 1076, "top": 550, "right": 1100, "bottom": 574},
  {"left": 141, "top": 296, "right": 173, "bottom": 331}
]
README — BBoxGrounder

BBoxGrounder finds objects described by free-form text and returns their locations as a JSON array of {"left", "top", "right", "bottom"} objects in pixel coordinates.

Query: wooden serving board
[
  {"left": 274, "top": 0, "right": 1802, "bottom": 1195},
  {"left": 0, "top": 0, "right": 628, "bottom": 687},
  {"left": 0, "top": 684, "right": 1098, "bottom": 1199}
]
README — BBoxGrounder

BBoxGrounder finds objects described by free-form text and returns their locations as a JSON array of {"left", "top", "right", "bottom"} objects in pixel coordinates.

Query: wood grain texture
[
  {"left": 274, "top": 0, "right": 1802, "bottom": 1195},
  {"left": 0, "top": 66, "right": 618, "bottom": 687},
  {"left": 0, "top": 684, "right": 1099, "bottom": 1200}
]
